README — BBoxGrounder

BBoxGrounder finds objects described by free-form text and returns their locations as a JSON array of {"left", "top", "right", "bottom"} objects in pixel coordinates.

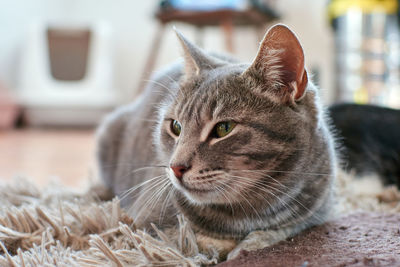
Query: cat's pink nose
[{"left": 170, "top": 165, "right": 189, "bottom": 180}]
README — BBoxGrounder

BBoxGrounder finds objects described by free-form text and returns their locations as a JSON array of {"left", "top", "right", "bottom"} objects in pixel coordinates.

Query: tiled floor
[{"left": 0, "top": 129, "right": 96, "bottom": 189}]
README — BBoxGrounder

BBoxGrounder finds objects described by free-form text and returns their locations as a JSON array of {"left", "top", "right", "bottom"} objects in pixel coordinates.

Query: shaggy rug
[{"left": 0, "top": 171, "right": 399, "bottom": 267}]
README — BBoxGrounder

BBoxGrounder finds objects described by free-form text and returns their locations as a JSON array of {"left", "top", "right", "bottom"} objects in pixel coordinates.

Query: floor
[{"left": 0, "top": 129, "right": 96, "bottom": 189}]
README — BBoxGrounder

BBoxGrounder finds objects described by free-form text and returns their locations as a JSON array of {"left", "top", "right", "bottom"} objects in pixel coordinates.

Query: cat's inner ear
[
  {"left": 244, "top": 24, "right": 308, "bottom": 103},
  {"left": 174, "top": 29, "right": 223, "bottom": 79}
]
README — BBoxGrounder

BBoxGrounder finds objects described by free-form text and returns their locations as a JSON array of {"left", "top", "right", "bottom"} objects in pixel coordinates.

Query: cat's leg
[
  {"left": 227, "top": 227, "right": 296, "bottom": 260},
  {"left": 195, "top": 233, "right": 238, "bottom": 260}
]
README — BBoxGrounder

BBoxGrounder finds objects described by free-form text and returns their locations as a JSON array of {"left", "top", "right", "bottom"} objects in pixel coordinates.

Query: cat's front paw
[
  {"left": 227, "top": 245, "right": 245, "bottom": 260},
  {"left": 227, "top": 241, "right": 261, "bottom": 260},
  {"left": 195, "top": 233, "right": 237, "bottom": 260},
  {"left": 227, "top": 230, "right": 284, "bottom": 260}
]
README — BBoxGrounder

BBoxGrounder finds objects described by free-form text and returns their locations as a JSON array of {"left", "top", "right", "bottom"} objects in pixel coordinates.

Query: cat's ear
[
  {"left": 174, "top": 28, "right": 222, "bottom": 79},
  {"left": 243, "top": 24, "right": 308, "bottom": 104}
]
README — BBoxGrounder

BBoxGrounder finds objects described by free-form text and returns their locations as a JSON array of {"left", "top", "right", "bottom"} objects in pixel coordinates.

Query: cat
[
  {"left": 329, "top": 103, "right": 400, "bottom": 187},
  {"left": 96, "top": 24, "right": 337, "bottom": 259}
]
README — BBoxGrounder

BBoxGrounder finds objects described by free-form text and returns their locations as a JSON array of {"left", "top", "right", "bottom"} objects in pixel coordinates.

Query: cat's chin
[
  {"left": 180, "top": 185, "right": 223, "bottom": 204},
  {"left": 168, "top": 171, "right": 230, "bottom": 204},
  {"left": 181, "top": 189, "right": 223, "bottom": 204},
  {"left": 170, "top": 178, "right": 224, "bottom": 204}
]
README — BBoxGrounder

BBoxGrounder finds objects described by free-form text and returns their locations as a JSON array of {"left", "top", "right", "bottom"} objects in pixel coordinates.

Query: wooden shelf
[{"left": 156, "top": 8, "right": 278, "bottom": 26}]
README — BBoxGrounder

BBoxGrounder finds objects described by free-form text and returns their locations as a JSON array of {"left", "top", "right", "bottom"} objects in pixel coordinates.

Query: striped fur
[{"left": 96, "top": 24, "right": 337, "bottom": 253}]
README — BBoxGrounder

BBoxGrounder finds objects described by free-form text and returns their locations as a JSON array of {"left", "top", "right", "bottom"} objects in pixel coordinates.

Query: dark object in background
[{"left": 329, "top": 103, "right": 400, "bottom": 187}]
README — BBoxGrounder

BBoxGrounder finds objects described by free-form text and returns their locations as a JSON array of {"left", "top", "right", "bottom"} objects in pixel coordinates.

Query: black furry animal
[{"left": 329, "top": 103, "right": 400, "bottom": 187}]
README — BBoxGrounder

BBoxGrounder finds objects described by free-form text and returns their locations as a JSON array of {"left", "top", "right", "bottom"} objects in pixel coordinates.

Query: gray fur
[{"left": 96, "top": 24, "right": 337, "bottom": 254}]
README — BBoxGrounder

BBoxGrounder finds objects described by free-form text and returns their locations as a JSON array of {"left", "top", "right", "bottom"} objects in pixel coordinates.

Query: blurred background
[{"left": 0, "top": 0, "right": 399, "bottom": 189}]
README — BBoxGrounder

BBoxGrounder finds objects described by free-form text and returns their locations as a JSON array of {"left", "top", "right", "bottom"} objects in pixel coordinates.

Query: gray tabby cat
[{"left": 96, "top": 24, "right": 337, "bottom": 259}]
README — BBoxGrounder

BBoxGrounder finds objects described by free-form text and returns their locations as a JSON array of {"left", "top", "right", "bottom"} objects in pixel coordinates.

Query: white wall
[{"left": 0, "top": 0, "right": 335, "bottom": 104}]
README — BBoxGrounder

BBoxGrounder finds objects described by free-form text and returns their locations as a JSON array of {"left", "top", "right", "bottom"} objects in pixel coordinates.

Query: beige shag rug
[{"left": 0, "top": 171, "right": 399, "bottom": 267}]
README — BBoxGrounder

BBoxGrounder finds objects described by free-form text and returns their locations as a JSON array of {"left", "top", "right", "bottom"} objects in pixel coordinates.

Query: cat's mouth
[
  {"left": 179, "top": 181, "right": 221, "bottom": 203},
  {"left": 168, "top": 171, "right": 226, "bottom": 203},
  {"left": 180, "top": 175, "right": 219, "bottom": 194}
]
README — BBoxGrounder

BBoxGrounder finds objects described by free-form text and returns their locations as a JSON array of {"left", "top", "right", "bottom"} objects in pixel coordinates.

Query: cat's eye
[
  {"left": 171, "top": 120, "right": 182, "bottom": 136},
  {"left": 214, "top": 121, "right": 236, "bottom": 138}
]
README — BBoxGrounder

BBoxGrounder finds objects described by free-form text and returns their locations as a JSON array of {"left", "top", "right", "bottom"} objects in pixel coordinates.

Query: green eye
[
  {"left": 214, "top": 121, "right": 236, "bottom": 138},
  {"left": 171, "top": 120, "right": 182, "bottom": 136}
]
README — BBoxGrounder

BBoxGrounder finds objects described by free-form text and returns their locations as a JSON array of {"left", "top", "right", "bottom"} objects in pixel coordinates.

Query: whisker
[
  {"left": 223, "top": 177, "right": 275, "bottom": 210},
  {"left": 226, "top": 174, "right": 325, "bottom": 225},
  {"left": 162, "top": 73, "right": 178, "bottom": 84},
  {"left": 217, "top": 179, "right": 263, "bottom": 222},
  {"left": 160, "top": 73, "right": 186, "bottom": 98},
  {"left": 233, "top": 169, "right": 332, "bottom": 177},
  {"left": 159, "top": 184, "right": 175, "bottom": 224},
  {"left": 143, "top": 79, "right": 178, "bottom": 101},
  {"left": 130, "top": 165, "right": 168, "bottom": 174},
  {"left": 263, "top": 180, "right": 326, "bottom": 224},
  {"left": 120, "top": 174, "right": 166, "bottom": 200},
  {"left": 136, "top": 118, "right": 160, "bottom": 123},
  {"left": 136, "top": 179, "right": 171, "bottom": 221},
  {"left": 223, "top": 175, "right": 293, "bottom": 217},
  {"left": 131, "top": 177, "right": 170, "bottom": 218},
  {"left": 147, "top": 181, "right": 171, "bottom": 215},
  {"left": 99, "top": 165, "right": 167, "bottom": 193},
  {"left": 214, "top": 183, "right": 235, "bottom": 217},
  {"left": 100, "top": 163, "right": 167, "bottom": 169},
  {"left": 233, "top": 170, "right": 291, "bottom": 191}
]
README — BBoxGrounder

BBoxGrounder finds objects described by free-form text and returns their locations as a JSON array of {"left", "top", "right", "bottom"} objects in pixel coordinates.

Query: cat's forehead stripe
[
  {"left": 176, "top": 94, "right": 192, "bottom": 119},
  {"left": 176, "top": 88, "right": 217, "bottom": 124}
]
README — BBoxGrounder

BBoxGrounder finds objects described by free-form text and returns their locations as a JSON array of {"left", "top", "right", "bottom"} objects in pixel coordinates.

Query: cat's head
[{"left": 156, "top": 24, "right": 319, "bottom": 205}]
